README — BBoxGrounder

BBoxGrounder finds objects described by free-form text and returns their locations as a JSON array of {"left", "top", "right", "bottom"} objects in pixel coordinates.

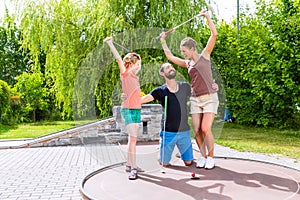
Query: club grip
[
  {"left": 156, "top": 29, "right": 174, "bottom": 40},
  {"left": 165, "top": 29, "right": 174, "bottom": 35},
  {"left": 164, "top": 96, "right": 168, "bottom": 121}
]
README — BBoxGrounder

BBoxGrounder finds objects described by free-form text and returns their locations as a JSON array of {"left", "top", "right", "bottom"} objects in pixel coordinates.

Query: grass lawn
[
  {"left": 0, "top": 120, "right": 91, "bottom": 140},
  {"left": 216, "top": 123, "right": 300, "bottom": 160},
  {"left": 0, "top": 120, "right": 299, "bottom": 161}
]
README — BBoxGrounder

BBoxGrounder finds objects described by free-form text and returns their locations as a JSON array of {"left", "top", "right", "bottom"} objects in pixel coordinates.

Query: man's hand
[
  {"left": 121, "top": 93, "right": 127, "bottom": 101},
  {"left": 212, "top": 80, "right": 219, "bottom": 92}
]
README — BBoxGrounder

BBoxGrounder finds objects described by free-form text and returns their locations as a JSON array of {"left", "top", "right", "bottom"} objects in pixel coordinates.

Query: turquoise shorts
[
  {"left": 159, "top": 130, "right": 194, "bottom": 163},
  {"left": 121, "top": 108, "right": 141, "bottom": 125}
]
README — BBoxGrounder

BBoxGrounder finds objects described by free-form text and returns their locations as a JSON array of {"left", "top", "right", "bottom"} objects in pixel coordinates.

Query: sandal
[
  {"left": 125, "top": 165, "right": 144, "bottom": 173},
  {"left": 128, "top": 168, "right": 138, "bottom": 180}
]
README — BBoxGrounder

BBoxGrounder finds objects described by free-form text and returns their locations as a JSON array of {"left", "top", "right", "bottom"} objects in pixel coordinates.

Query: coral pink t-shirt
[{"left": 120, "top": 70, "right": 141, "bottom": 109}]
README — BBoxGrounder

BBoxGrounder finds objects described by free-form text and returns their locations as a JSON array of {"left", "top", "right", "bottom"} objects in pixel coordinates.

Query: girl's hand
[
  {"left": 104, "top": 36, "right": 113, "bottom": 43},
  {"left": 198, "top": 9, "right": 209, "bottom": 17}
]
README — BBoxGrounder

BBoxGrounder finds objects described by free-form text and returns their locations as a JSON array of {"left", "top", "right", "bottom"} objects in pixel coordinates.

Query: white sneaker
[
  {"left": 205, "top": 157, "right": 215, "bottom": 169},
  {"left": 196, "top": 157, "right": 206, "bottom": 168}
]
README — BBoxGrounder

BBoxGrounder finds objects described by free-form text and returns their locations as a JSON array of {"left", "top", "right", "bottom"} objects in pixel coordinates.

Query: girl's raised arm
[{"left": 104, "top": 37, "right": 126, "bottom": 73}]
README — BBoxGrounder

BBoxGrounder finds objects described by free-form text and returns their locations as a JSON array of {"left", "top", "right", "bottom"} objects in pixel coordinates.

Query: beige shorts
[{"left": 190, "top": 93, "right": 219, "bottom": 114}]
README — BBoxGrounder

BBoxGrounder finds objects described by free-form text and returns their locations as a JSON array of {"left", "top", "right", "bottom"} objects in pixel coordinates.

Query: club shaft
[
  {"left": 161, "top": 96, "right": 168, "bottom": 172},
  {"left": 156, "top": 15, "right": 197, "bottom": 39},
  {"left": 172, "top": 15, "right": 197, "bottom": 30},
  {"left": 113, "top": 41, "right": 131, "bottom": 52}
]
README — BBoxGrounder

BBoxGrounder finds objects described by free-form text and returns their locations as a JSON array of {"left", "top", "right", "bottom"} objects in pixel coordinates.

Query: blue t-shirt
[{"left": 150, "top": 82, "right": 191, "bottom": 132}]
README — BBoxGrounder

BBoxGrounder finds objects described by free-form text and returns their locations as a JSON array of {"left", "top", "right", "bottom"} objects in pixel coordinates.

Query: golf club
[
  {"left": 156, "top": 6, "right": 214, "bottom": 40},
  {"left": 161, "top": 96, "right": 168, "bottom": 173}
]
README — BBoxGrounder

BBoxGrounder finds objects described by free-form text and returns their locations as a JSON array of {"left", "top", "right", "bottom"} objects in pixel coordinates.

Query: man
[{"left": 141, "top": 62, "right": 194, "bottom": 166}]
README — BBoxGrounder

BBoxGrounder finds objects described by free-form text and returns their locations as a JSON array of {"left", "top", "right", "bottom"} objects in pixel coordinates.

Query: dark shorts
[{"left": 121, "top": 108, "right": 141, "bottom": 125}]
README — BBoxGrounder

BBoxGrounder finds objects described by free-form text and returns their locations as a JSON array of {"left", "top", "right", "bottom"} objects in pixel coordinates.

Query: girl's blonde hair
[
  {"left": 123, "top": 53, "right": 141, "bottom": 68},
  {"left": 180, "top": 37, "right": 197, "bottom": 50}
]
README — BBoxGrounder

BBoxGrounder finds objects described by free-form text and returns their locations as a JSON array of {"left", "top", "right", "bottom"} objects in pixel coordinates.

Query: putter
[{"left": 161, "top": 96, "right": 168, "bottom": 173}]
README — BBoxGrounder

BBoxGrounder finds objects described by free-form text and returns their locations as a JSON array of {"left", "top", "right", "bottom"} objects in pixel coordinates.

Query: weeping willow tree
[
  {"left": 17, "top": 0, "right": 113, "bottom": 118},
  {"left": 16, "top": 0, "right": 217, "bottom": 119}
]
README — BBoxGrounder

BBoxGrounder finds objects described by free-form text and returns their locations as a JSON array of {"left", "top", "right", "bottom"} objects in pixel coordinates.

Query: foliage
[
  {"left": 0, "top": 18, "right": 31, "bottom": 86},
  {"left": 17, "top": 0, "right": 209, "bottom": 119},
  {"left": 14, "top": 72, "right": 50, "bottom": 122},
  {"left": 0, "top": 80, "right": 10, "bottom": 121},
  {"left": 18, "top": 0, "right": 114, "bottom": 119},
  {"left": 214, "top": 0, "right": 300, "bottom": 128}
]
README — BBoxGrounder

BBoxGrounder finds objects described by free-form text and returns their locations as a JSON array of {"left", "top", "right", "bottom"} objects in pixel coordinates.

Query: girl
[{"left": 104, "top": 37, "right": 143, "bottom": 179}]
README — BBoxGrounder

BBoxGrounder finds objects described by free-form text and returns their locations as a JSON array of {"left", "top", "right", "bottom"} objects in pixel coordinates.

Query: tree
[
  {"left": 17, "top": 0, "right": 209, "bottom": 119},
  {"left": 14, "top": 72, "right": 49, "bottom": 122},
  {"left": 214, "top": 0, "right": 300, "bottom": 128},
  {"left": 0, "top": 17, "right": 31, "bottom": 86},
  {"left": 0, "top": 80, "right": 10, "bottom": 122}
]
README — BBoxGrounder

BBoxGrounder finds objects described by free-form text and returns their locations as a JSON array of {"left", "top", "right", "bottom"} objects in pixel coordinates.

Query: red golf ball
[{"left": 191, "top": 173, "right": 195, "bottom": 177}]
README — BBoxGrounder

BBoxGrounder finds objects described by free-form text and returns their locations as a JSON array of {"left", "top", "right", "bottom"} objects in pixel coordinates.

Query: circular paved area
[{"left": 81, "top": 144, "right": 300, "bottom": 200}]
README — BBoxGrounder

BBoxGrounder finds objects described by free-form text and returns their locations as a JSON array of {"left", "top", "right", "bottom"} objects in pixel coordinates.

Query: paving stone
[{"left": 0, "top": 146, "right": 100, "bottom": 199}]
